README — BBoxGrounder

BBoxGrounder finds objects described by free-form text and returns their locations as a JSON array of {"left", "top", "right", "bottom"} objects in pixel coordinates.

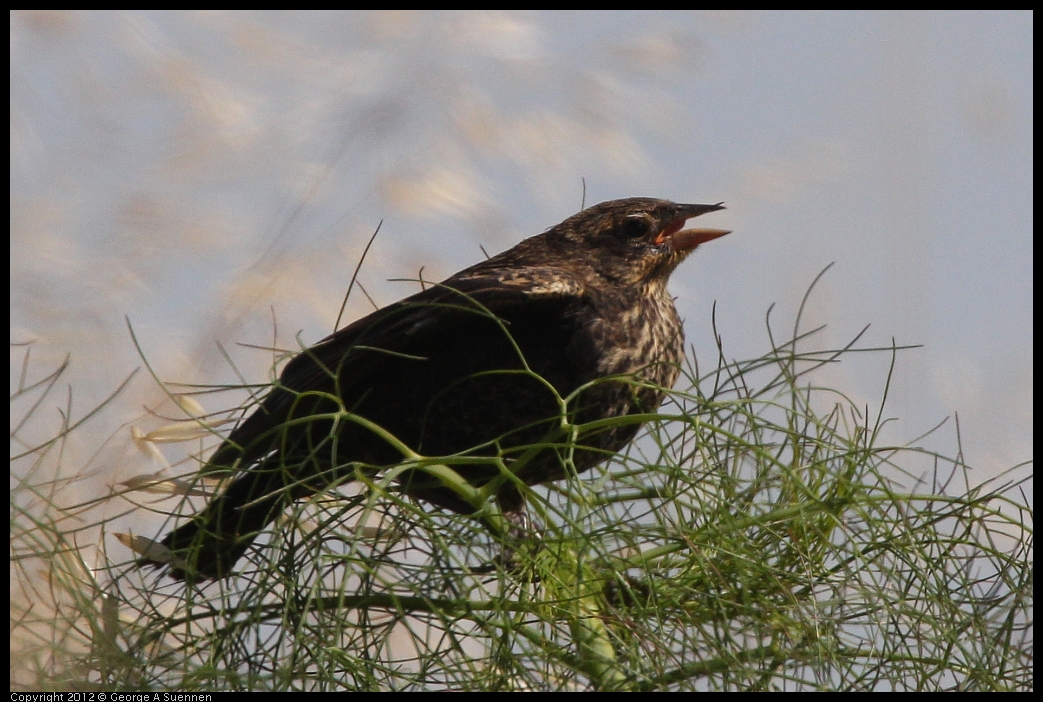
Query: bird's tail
[{"left": 140, "top": 455, "right": 306, "bottom": 581}]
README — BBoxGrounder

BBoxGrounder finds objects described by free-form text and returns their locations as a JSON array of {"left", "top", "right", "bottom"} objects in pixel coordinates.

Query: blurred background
[{"left": 10, "top": 11, "right": 1032, "bottom": 563}]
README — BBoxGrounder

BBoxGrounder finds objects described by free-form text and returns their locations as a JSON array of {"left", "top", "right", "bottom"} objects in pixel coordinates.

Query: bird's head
[{"left": 547, "top": 198, "right": 729, "bottom": 290}]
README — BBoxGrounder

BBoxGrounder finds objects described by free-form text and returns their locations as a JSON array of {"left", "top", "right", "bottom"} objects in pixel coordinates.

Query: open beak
[
  {"left": 665, "top": 227, "right": 731, "bottom": 252},
  {"left": 654, "top": 202, "right": 730, "bottom": 252}
]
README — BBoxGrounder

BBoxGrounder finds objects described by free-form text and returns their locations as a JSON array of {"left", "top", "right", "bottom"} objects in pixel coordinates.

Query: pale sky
[{"left": 11, "top": 11, "right": 1032, "bottom": 522}]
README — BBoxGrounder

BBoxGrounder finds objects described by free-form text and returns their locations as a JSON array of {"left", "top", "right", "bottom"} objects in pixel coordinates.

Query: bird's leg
[
  {"left": 493, "top": 486, "right": 543, "bottom": 576},
  {"left": 466, "top": 484, "right": 542, "bottom": 576},
  {"left": 496, "top": 484, "right": 532, "bottom": 537}
]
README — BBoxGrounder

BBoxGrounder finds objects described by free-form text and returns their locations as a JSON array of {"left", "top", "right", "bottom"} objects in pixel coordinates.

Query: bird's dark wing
[{"left": 207, "top": 267, "right": 588, "bottom": 469}]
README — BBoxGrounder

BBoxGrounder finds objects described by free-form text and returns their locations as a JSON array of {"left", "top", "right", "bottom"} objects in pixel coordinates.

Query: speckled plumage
[{"left": 141, "top": 197, "right": 728, "bottom": 580}]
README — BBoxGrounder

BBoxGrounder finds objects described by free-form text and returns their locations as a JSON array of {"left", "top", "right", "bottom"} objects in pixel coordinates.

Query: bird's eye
[{"left": 619, "top": 217, "right": 652, "bottom": 240}]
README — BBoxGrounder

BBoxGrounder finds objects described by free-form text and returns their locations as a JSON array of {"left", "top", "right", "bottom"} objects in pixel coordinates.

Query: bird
[{"left": 138, "top": 197, "right": 729, "bottom": 580}]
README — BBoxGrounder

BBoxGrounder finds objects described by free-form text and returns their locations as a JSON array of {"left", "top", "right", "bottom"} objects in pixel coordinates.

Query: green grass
[{"left": 10, "top": 295, "right": 1032, "bottom": 691}]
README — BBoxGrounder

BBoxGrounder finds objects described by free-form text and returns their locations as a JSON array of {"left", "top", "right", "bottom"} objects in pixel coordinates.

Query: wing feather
[{"left": 208, "top": 268, "right": 586, "bottom": 469}]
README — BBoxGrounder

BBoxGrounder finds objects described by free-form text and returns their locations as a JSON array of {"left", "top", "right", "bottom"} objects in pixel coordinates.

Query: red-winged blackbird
[{"left": 139, "top": 197, "right": 729, "bottom": 580}]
